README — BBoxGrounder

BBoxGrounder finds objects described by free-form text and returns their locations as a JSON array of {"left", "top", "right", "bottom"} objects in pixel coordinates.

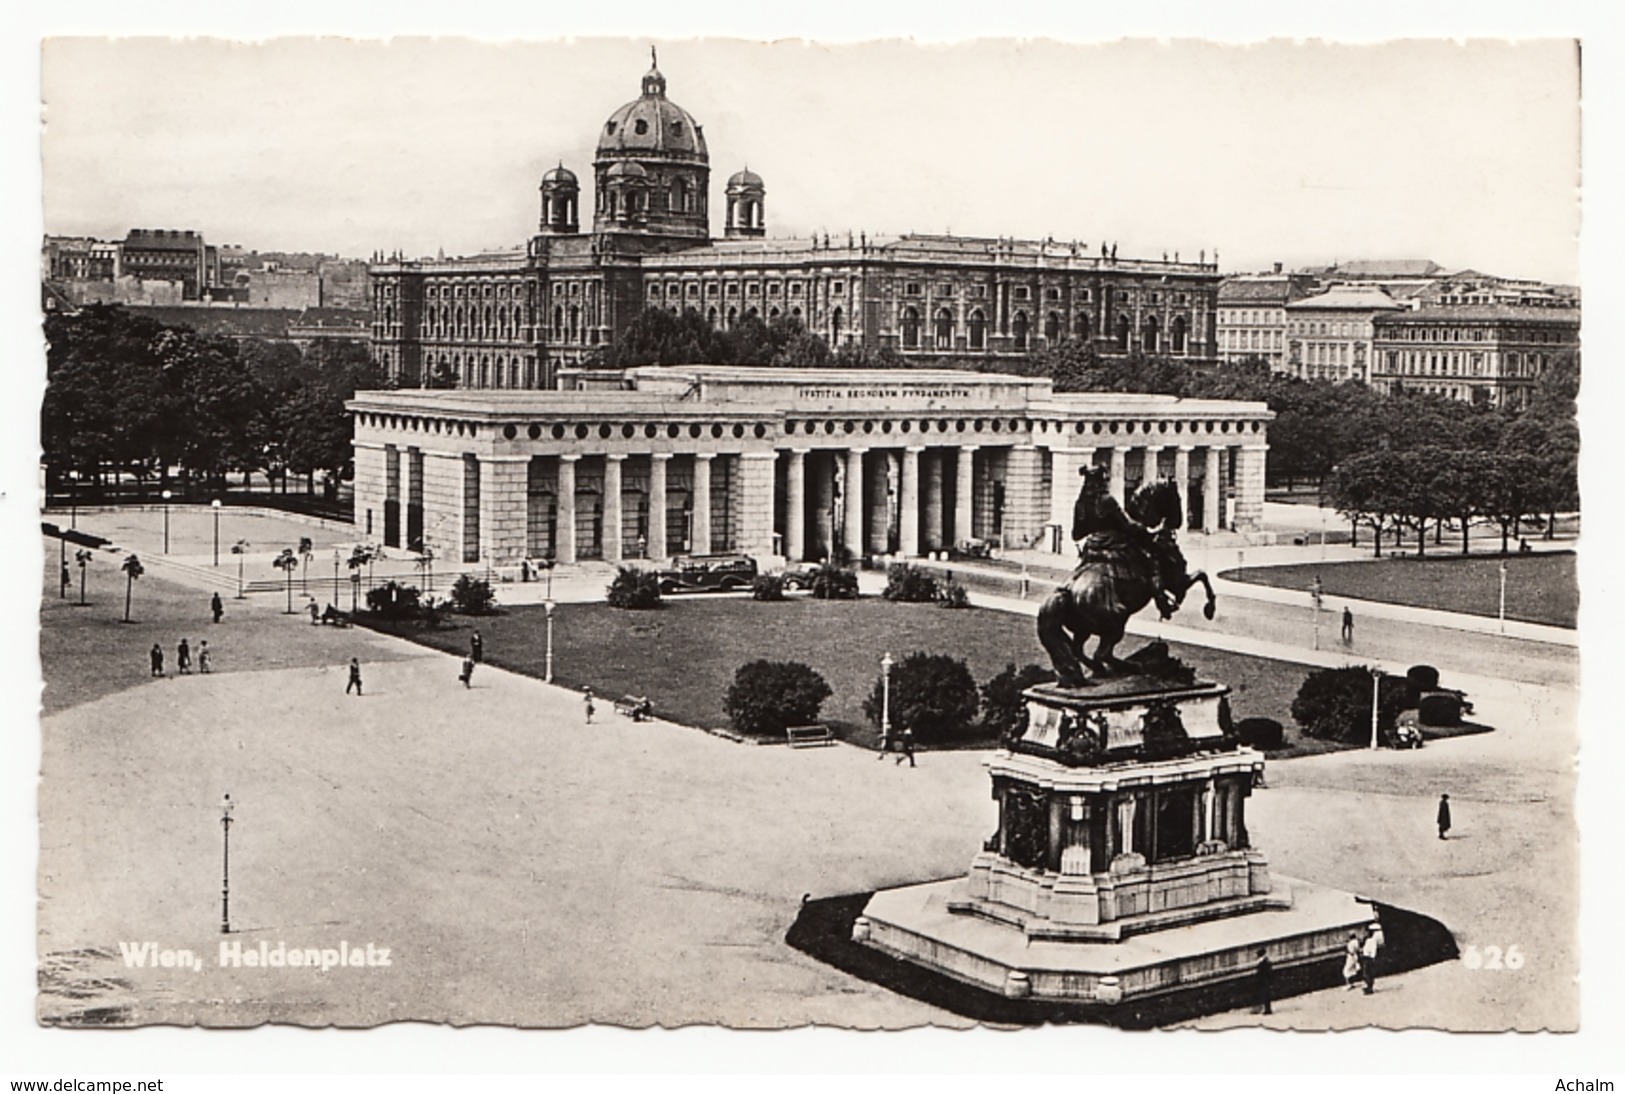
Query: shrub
[
  {"left": 1235, "top": 717, "right": 1285, "bottom": 750},
  {"left": 364, "top": 580, "right": 421, "bottom": 619},
  {"left": 936, "top": 575, "right": 971, "bottom": 609},
  {"left": 1407, "top": 665, "right": 1441, "bottom": 691},
  {"left": 606, "top": 565, "right": 663, "bottom": 610},
  {"left": 882, "top": 563, "right": 940, "bottom": 603},
  {"left": 724, "top": 660, "right": 833, "bottom": 736},
  {"left": 1418, "top": 692, "right": 1463, "bottom": 726},
  {"left": 979, "top": 662, "right": 1057, "bottom": 739},
  {"left": 863, "top": 652, "right": 980, "bottom": 744},
  {"left": 1290, "top": 665, "right": 1416, "bottom": 745},
  {"left": 809, "top": 563, "right": 859, "bottom": 600},
  {"left": 751, "top": 573, "right": 787, "bottom": 601},
  {"left": 449, "top": 573, "right": 497, "bottom": 615}
]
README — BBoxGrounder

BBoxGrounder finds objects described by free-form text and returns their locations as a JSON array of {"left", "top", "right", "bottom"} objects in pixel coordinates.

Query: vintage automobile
[
  {"left": 655, "top": 554, "right": 759, "bottom": 594},
  {"left": 780, "top": 561, "right": 822, "bottom": 591}
]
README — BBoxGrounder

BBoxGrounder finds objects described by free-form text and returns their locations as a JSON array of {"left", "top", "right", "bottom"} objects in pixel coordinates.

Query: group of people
[
  {"left": 877, "top": 728, "right": 917, "bottom": 767},
  {"left": 149, "top": 637, "right": 210, "bottom": 677},
  {"left": 1254, "top": 919, "right": 1386, "bottom": 1016}
]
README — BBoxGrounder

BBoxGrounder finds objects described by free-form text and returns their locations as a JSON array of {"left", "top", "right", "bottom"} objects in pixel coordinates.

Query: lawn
[
  {"left": 1223, "top": 551, "right": 1577, "bottom": 629},
  {"left": 382, "top": 595, "right": 1330, "bottom": 753}
]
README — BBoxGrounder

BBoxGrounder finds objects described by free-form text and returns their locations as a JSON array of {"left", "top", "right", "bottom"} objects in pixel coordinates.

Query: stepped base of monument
[{"left": 856, "top": 874, "right": 1369, "bottom": 1006}]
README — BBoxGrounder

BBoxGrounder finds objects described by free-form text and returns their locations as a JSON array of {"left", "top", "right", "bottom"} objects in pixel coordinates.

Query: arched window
[
  {"left": 935, "top": 308, "right": 954, "bottom": 349},
  {"left": 726, "top": 306, "right": 738, "bottom": 330},
  {"left": 707, "top": 306, "right": 719, "bottom": 328},
  {"left": 552, "top": 305, "right": 563, "bottom": 339},
  {"left": 769, "top": 306, "right": 781, "bottom": 320},
  {"left": 1115, "top": 313, "right": 1131, "bottom": 351},
  {"left": 568, "top": 305, "right": 580, "bottom": 341},
  {"left": 968, "top": 310, "right": 987, "bottom": 351},
  {"left": 1012, "top": 310, "right": 1030, "bottom": 352},
  {"left": 440, "top": 305, "right": 450, "bottom": 337},
  {"left": 1142, "top": 316, "right": 1160, "bottom": 354},
  {"left": 1171, "top": 316, "right": 1188, "bottom": 353},
  {"left": 479, "top": 358, "right": 489, "bottom": 388},
  {"left": 901, "top": 306, "right": 920, "bottom": 350},
  {"left": 1074, "top": 312, "right": 1092, "bottom": 341},
  {"left": 1044, "top": 311, "right": 1061, "bottom": 343}
]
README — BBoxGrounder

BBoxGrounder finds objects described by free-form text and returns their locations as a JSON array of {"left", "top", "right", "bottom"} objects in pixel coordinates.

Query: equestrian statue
[{"left": 1037, "top": 463, "right": 1216, "bottom": 689}]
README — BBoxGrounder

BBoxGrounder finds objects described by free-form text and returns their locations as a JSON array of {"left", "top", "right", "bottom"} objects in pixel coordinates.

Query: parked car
[
  {"left": 655, "top": 554, "right": 759, "bottom": 594},
  {"left": 780, "top": 561, "right": 822, "bottom": 591}
]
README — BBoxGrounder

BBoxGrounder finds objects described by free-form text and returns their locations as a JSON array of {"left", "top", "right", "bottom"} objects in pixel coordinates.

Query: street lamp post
[
  {"left": 1498, "top": 561, "right": 1508, "bottom": 635},
  {"left": 880, "top": 652, "right": 895, "bottom": 748},
  {"left": 220, "top": 794, "right": 234, "bottom": 934},
  {"left": 1369, "top": 667, "right": 1382, "bottom": 751},
  {"left": 75, "top": 549, "right": 91, "bottom": 606},
  {"left": 212, "top": 499, "right": 222, "bottom": 566},
  {"left": 543, "top": 600, "right": 557, "bottom": 683},
  {"left": 333, "top": 549, "right": 342, "bottom": 606},
  {"left": 161, "top": 489, "right": 173, "bottom": 554},
  {"left": 1310, "top": 576, "right": 1324, "bottom": 651}
]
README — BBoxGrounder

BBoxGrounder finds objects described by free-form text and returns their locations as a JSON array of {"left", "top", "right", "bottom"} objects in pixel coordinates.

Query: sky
[{"left": 39, "top": 36, "right": 1582, "bottom": 284}]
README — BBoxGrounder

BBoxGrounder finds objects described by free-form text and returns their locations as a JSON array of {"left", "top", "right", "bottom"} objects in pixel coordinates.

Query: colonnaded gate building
[
  {"left": 353, "top": 56, "right": 1271, "bottom": 566},
  {"left": 348, "top": 365, "right": 1271, "bottom": 567}
]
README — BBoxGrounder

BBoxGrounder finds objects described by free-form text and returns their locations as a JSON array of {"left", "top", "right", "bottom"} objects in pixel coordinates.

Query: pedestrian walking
[
  {"left": 1437, "top": 793, "right": 1452, "bottom": 840},
  {"left": 149, "top": 643, "right": 165, "bottom": 677},
  {"left": 894, "top": 727, "right": 916, "bottom": 767},
  {"left": 584, "top": 687, "right": 596, "bottom": 724},
  {"left": 176, "top": 638, "right": 192, "bottom": 675},
  {"left": 876, "top": 730, "right": 892, "bottom": 760},
  {"left": 198, "top": 641, "right": 211, "bottom": 674},
  {"left": 459, "top": 655, "right": 475, "bottom": 688},
  {"left": 1360, "top": 921, "right": 1383, "bottom": 993},
  {"left": 346, "top": 657, "right": 363, "bottom": 696},
  {"left": 1342, "top": 606, "right": 1354, "bottom": 644},
  {"left": 1254, "top": 948, "right": 1273, "bottom": 1015},
  {"left": 1342, "top": 931, "right": 1362, "bottom": 990},
  {"left": 308, "top": 599, "right": 320, "bottom": 625},
  {"left": 470, "top": 629, "right": 484, "bottom": 664},
  {"left": 61, "top": 562, "right": 72, "bottom": 597},
  {"left": 211, "top": 592, "right": 224, "bottom": 624}
]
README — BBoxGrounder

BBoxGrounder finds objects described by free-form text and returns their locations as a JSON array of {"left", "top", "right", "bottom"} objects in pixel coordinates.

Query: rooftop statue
[{"left": 1037, "top": 464, "right": 1216, "bottom": 689}]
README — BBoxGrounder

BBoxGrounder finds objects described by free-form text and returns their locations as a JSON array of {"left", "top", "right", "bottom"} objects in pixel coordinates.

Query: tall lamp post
[
  {"left": 333, "top": 549, "right": 342, "bottom": 606},
  {"left": 1310, "top": 576, "right": 1324, "bottom": 651},
  {"left": 1498, "top": 561, "right": 1508, "bottom": 635},
  {"left": 212, "top": 498, "right": 222, "bottom": 566},
  {"left": 880, "top": 651, "right": 895, "bottom": 748},
  {"left": 1369, "top": 667, "right": 1382, "bottom": 751},
  {"left": 220, "top": 794, "right": 234, "bottom": 934},
  {"left": 232, "top": 540, "right": 250, "bottom": 599},
  {"left": 161, "top": 489, "right": 173, "bottom": 554},
  {"left": 543, "top": 600, "right": 557, "bottom": 683}
]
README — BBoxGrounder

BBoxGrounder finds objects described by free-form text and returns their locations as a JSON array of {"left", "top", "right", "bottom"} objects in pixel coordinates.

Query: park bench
[
  {"left": 786, "top": 724, "right": 834, "bottom": 749},
  {"left": 319, "top": 605, "right": 352, "bottom": 627},
  {"left": 614, "top": 695, "right": 653, "bottom": 721}
]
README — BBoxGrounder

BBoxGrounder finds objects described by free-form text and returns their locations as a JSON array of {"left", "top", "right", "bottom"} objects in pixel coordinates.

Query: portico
[{"left": 349, "top": 366, "right": 1272, "bottom": 566}]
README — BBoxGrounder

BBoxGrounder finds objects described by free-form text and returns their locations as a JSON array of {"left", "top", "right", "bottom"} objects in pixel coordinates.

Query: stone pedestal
[{"left": 856, "top": 669, "right": 1368, "bottom": 1009}]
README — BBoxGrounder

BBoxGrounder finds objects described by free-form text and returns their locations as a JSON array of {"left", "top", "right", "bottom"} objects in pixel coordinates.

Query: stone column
[
  {"left": 1234, "top": 443, "right": 1268, "bottom": 532},
  {"left": 1002, "top": 444, "right": 1044, "bottom": 548},
  {"left": 692, "top": 453, "right": 714, "bottom": 556},
  {"left": 1109, "top": 445, "right": 1128, "bottom": 506},
  {"left": 867, "top": 451, "right": 891, "bottom": 555},
  {"left": 899, "top": 446, "right": 922, "bottom": 557},
  {"left": 556, "top": 455, "right": 579, "bottom": 564},
  {"left": 647, "top": 453, "right": 670, "bottom": 561},
  {"left": 785, "top": 449, "right": 808, "bottom": 561},
  {"left": 1174, "top": 446, "right": 1192, "bottom": 528},
  {"left": 478, "top": 454, "right": 531, "bottom": 564},
  {"left": 923, "top": 450, "right": 945, "bottom": 552},
  {"left": 602, "top": 454, "right": 625, "bottom": 563},
  {"left": 843, "top": 448, "right": 867, "bottom": 560},
  {"left": 955, "top": 445, "right": 977, "bottom": 545},
  {"left": 736, "top": 451, "right": 778, "bottom": 556},
  {"left": 813, "top": 453, "right": 834, "bottom": 559},
  {"left": 1202, "top": 446, "right": 1221, "bottom": 534}
]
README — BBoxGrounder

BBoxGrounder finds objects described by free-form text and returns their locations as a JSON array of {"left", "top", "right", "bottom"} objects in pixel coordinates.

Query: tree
[
  {"left": 979, "top": 662, "right": 1056, "bottom": 740},
  {"left": 1480, "top": 452, "right": 1545, "bottom": 553},
  {"left": 297, "top": 536, "right": 314, "bottom": 593},
  {"left": 449, "top": 573, "right": 497, "bottom": 615},
  {"left": 862, "top": 652, "right": 980, "bottom": 744},
  {"left": 1327, "top": 452, "right": 1400, "bottom": 557},
  {"left": 724, "top": 660, "right": 833, "bottom": 736},
  {"left": 119, "top": 553, "right": 144, "bottom": 623},
  {"left": 273, "top": 548, "right": 299, "bottom": 613},
  {"left": 346, "top": 545, "right": 374, "bottom": 612},
  {"left": 1291, "top": 665, "right": 1418, "bottom": 746}
]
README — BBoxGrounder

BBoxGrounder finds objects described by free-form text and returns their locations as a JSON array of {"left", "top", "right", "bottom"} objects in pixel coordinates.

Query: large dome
[{"left": 596, "top": 62, "right": 708, "bottom": 160}]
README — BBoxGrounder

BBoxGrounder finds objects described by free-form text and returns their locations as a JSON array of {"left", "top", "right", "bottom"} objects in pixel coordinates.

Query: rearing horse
[{"left": 1037, "top": 466, "right": 1216, "bottom": 689}]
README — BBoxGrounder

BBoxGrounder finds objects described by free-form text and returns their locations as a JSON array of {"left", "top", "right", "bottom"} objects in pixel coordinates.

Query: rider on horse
[{"left": 1071, "top": 465, "right": 1182, "bottom": 619}]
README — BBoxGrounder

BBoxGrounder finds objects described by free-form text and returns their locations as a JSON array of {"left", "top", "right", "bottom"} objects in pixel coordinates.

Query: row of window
[
  {"left": 421, "top": 352, "right": 539, "bottom": 391},
  {"left": 1287, "top": 319, "right": 1371, "bottom": 337},
  {"left": 1376, "top": 324, "right": 1572, "bottom": 344},
  {"left": 1222, "top": 329, "right": 1283, "bottom": 351}
]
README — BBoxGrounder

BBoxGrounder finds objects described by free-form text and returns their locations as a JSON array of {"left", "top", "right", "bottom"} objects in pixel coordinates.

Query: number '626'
[{"left": 1462, "top": 944, "right": 1525, "bottom": 970}]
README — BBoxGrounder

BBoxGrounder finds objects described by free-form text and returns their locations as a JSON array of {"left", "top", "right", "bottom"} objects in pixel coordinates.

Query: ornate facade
[{"left": 369, "top": 57, "right": 1222, "bottom": 389}]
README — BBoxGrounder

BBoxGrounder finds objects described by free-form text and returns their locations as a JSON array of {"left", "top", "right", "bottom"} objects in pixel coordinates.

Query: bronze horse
[{"left": 1037, "top": 465, "right": 1216, "bottom": 688}]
